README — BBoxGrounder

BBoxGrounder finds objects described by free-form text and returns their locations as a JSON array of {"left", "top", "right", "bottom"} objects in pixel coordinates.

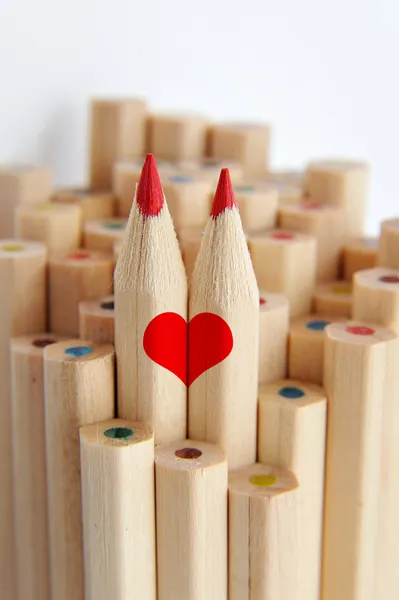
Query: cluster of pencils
[{"left": 1, "top": 97, "right": 399, "bottom": 600}]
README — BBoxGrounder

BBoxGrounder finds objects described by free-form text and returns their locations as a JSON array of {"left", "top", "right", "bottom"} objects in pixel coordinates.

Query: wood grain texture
[
  {"left": 258, "top": 291, "right": 289, "bottom": 385},
  {"left": 313, "top": 280, "right": 353, "bottom": 318},
  {"left": 0, "top": 240, "right": 47, "bottom": 600},
  {"left": 229, "top": 463, "right": 299, "bottom": 600},
  {"left": 79, "top": 294, "right": 115, "bottom": 343},
  {"left": 343, "top": 237, "right": 378, "bottom": 281},
  {"left": 52, "top": 188, "right": 115, "bottom": 222},
  {"left": 258, "top": 380, "right": 327, "bottom": 600},
  {"left": 44, "top": 340, "right": 115, "bottom": 600},
  {"left": 80, "top": 418, "right": 156, "bottom": 600},
  {"left": 155, "top": 439, "right": 228, "bottom": 600},
  {"left": 378, "top": 218, "right": 399, "bottom": 268},
  {"left": 322, "top": 321, "right": 399, "bottom": 600}
]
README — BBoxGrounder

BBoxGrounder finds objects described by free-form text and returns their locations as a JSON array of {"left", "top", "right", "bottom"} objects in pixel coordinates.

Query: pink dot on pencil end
[
  {"left": 272, "top": 232, "right": 295, "bottom": 240},
  {"left": 67, "top": 252, "right": 90, "bottom": 260},
  {"left": 301, "top": 201, "right": 323, "bottom": 209},
  {"left": 346, "top": 325, "right": 375, "bottom": 336},
  {"left": 379, "top": 275, "right": 399, "bottom": 283}
]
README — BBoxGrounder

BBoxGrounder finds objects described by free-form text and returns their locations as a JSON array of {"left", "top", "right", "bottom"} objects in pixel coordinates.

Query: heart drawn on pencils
[{"left": 143, "top": 312, "right": 233, "bottom": 386}]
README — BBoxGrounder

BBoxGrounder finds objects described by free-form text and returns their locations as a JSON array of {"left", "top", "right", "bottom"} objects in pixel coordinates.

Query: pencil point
[
  {"left": 210, "top": 168, "right": 237, "bottom": 217},
  {"left": 136, "top": 154, "right": 164, "bottom": 217}
]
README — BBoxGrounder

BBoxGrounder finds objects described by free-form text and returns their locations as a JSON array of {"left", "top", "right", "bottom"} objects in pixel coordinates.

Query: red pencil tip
[
  {"left": 210, "top": 168, "right": 237, "bottom": 218},
  {"left": 136, "top": 154, "right": 164, "bottom": 217}
]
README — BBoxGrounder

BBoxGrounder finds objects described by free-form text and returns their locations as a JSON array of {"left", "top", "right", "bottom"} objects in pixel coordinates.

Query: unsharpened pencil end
[
  {"left": 136, "top": 154, "right": 164, "bottom": 217},
  {"left": 210, "top": 168, "right": 237, "bottom": 218}
]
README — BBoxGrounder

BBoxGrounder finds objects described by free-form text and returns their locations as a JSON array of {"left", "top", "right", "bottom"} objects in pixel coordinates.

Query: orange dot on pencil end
[
  {"left": 210, "top": 168, "right": 237, "bottom": 217},
  {"left": 136, "top": 154, "right": 164, "bottom": 217}
]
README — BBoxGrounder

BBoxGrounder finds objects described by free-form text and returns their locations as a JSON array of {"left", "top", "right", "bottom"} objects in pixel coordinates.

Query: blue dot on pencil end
[
  {"left": 65, "top": 346, "right": 92, "bottom": 358},
  {"left": 306, "top": 319, "right": 330, "bottom": 331},
  {"left": 278, "top": 386, "right": 305, "bottom": 399},
  {"left": 168, "top": 175, "right": 194, "bottom": 183}
]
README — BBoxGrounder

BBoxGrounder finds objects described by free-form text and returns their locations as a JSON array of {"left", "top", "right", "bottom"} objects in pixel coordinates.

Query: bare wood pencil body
[
  {"left": 258, "top": 292, "right": 289, "bottom": 384},
  {"left": 322, "top": 322, "right": 398, "bottom": 600},
  {"left": 0, "top": 164, "right": 52, "bottom": 237},
  {"left": 229, "top": 463, "right": 299, "bottom": 600},
  {"left": 83, "top": 218, "right": 127, "bottom": 252},
  {"left": 155, "top": 439, "right": 228, "bottom": 600},
  {"left": 304, "top": 159, "right": 369, "bottom": 237},
  {"left": 0, "top": 240, "right": 47, "bottom": 600},
  {"left": 379, "top": 218, "right": 399, "bottom": 268},
  {"left": 149, "top": 113, "right": 208, "bottom": 161},
  {"left": 80, "top": 419, "right": 156, "bottom": 600},
  {"left": 79, "top": 295, "right": 115, "bottom": 343},
  {"left": 209, "top": 122, "right": 271, "bottom": 173},
  {"left": 233, "top": 183, "right": 278, "bottom": 233},
  {"left": 16, "top": 202, "right": 82, "bottom": 254},
  {"left": 189, "top": 173, "right": 259, "bottom": 469},
  {"left": 162, "top": 175, "right": 213, "bottom": 233},
  {"left": 115, "top": 155, "right": 188, "bottom": 444},
  {"left": 11, "top": 334, "right": 64, "bottom": 600},
  {"left": 44, "top": 340, "right": 115, "bottom": 600},
  {"left": 248, "top": 230, "right": 317, "bottom": 317},
  {"left": 258, "top": 381, "right": 327, "bottom": 600},
  {"left": 278, "top": 202, "right": 344, "bottom": 281},
  {"left": 52, "top": 188, "right": 115, "bottom": 222},
  {"left": 178, "top": 158, "right": 244, "bottom": 184},
  {"left": 313, "top": 280, "right": 353, "bottom": 317},
  {"left": 289, "top": 314, "right": 343, "bottom": 385},
  {"left": 353, "top": 267, "right": 399, "bottom": 333},
  {"left": 49, "top": 249, "right": 114, "bottom": 336},
  {"left": 343, "top": 237, "right": 378, "bottom": 281},
  {"left": 90, "top": 99, "right": 147, "bottom": 188}
]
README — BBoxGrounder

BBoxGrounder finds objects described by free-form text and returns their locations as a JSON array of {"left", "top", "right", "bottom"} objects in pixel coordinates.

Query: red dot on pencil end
[
  {"left": 302, "top": 201, "right": 323, "bottom": 210},
  {"left": 260, "top": 298, "right": 267, "bottom": 305},
  {"left": 346, "top": 325, "right": 375, "bottom": 336},
  {"left": 379, "top": 275, "right": 399, "bottom": 283},
  {"left": 136, "top": 154, "right": 164, "bottom": 217},
  {"left": 272, "top": 232, "right": 295, "bottom": 240},
  {"left": 67, "top": 252, "right": 90, "bottom": 260},
  {"left": 210, "top": 168, "right": 237, "bottom": 218}
]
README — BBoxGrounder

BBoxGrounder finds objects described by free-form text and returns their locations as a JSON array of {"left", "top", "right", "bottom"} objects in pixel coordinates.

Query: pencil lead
[
  {"left": 210, "top": 168, "right": 237, "bottom": 218},
  {"left": 136, "top": 154, "right": 164, "bottom": 217}
]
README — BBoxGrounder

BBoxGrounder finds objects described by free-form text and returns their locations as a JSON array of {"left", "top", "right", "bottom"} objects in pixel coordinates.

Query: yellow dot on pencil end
[
  {"left": 1, "top": 244, "right": 24, "bottom": 252},
  {"left": 249, "top": 474, "right": 276, "bottom": 487},
  {"left": 36, "top": 203, "right": 55, "bottom": 211},
  {"left": 331, "top": 283, "right": 352, "bottom": 294}
]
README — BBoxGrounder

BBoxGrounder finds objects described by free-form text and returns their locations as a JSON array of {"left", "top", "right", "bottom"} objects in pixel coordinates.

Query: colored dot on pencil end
[
  {"left": 175, "top": 447, "right": 202, "bottom": 460},
  {"left": 32, "top": 338, "right": 57, "bottom": 348},
  {"left": 278, "top": 386, "right": 305, "bottom": 399},
  {"left": 67, "top": 252, "right": 91, "bottom": 260},
  {"left": 249, "top": 474, "right": 277, "bottom": 488},
  {"left": 100, "top": 300, "right": 115, "bottom": 310},
  {"left": 65, "top": 346, "right": 93, "bottom": 358},
  {"left": 260, "top": 298, "right": 267, "bottom": 306},
  {"left": 379, "top": 275, "right": 399, "bottom": 284},
  {"left": 272, "top": 232, "right": 295, "bottom": 240},
  {"left": 346, "top": 325, "right": 375, "bottom": 336},
  {"left": 1, "top": 244, "right": 24, "bottom": 252},
  {"left": 306, "top": 319, "right": 330, "bottom": 331},
  {"left": 104, "top": 427, "right": 134, "bottom": 440}
]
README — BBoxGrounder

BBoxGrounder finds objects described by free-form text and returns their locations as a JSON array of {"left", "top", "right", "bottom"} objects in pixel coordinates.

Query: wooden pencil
[
  {"left": 0, "top": 240, "right": 47, "bottom": 600},
  {"left": 233, "top": 182, "right": 278, "bottom": 233},
  {"left": 15, "top": 202, "right": 82, "bottom": 254},
  {"left": 83, "top": 218, "right": 127, "bottom": 252},
  {"left": 313, "top": 280, "right": 353, "bottom": 317},
  {"left": 149, "top": 112, "right": 208, "bottom": 161},
  {"left": 248, "top": 229, "right": 317, "bottom": 317},
  {"left": 44, "top": 339, "right": 115, "bottom": 600},
  {"left": 353, "top": 267, "right": 399, "bottom": 333},
  {"left": 48, "top": 249, "right": 114, "bottom": 336},
  {"left": 162, "top": 174, "right": 213, "bottom": 233},
  {"left": 378, "top": 218, "right": 399, "bottom": 268},
  {"left": 258, "top": 292, "right": 289, "bottom": 384},
  {"left": 209, "top": 122, "right": 271, "bottom": 174},
  {"left": 10, "top": 334, "right": 64, "bottom": 600},
  {"left": 258, "top": 380, "right": 327, "bottom": 600},
  {"left": 80, "top": 418, "right": 156, "bottom": 600},
  {"left": 322, "top": 322, "right": 399, "bottom": 600},
  {"left": 342, "top": 237, "right": 378, "bottom": 282},
  {"left": 188, "top": 168, "right": 259, "bottom": 469},
  {"left": 79, "top": 294, "right": 115, "bottom": 343},
  {"left": 288, "top": 314, "right": 344, "bottom": 385},
  {"left": 155, "top": 439, "right": 228, "bottom": 600},
  {"left": 114, "top": 154, "right": 187, "bottom": 444},
  {"left": 52, "top": 188, "right": 115, "bottom": 222},
  {"left": 229, "top": 463, "right": 299, "bottom": 600},
  {"left": 278, "top": 201, "right": 344, "bottom": 281}
]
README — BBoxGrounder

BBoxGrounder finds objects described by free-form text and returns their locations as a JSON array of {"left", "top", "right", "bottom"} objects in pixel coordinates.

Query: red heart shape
[{"left": 143, "top": 312, "right": 233, "bottom": 386}]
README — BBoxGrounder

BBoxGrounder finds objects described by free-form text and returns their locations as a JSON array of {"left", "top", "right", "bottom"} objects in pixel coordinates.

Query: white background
[{"left": 0, "top": 0, "right": 398, "bottom": 234}]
